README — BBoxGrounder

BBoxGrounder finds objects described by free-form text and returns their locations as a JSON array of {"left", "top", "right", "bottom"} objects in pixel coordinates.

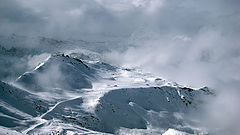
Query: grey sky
[{"left": 1, "top": 0, "right": 239, "bottom": 38}]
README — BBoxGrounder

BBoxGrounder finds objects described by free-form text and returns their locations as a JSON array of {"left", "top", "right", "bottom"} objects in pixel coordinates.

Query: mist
[{"left": 1, "top": 0, "right": 240, "bottom": 134}]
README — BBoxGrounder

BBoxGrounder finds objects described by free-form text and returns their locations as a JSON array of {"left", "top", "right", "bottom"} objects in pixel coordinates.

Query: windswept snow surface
[
  {"left": 0, "top": 126, "right": 23, "bottom": 135},
  {"left": 0, "top": 47, "right": 213, "bottom": 134}
]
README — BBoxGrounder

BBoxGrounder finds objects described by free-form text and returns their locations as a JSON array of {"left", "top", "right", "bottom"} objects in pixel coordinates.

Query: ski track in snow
[{"left": 22, "top": 97, "right": 81, "bottom": 134}]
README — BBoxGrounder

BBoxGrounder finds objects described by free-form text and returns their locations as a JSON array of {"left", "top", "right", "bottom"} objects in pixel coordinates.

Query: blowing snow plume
[{"left": 0, "top": 0, "right": 240, "bottom": 135}]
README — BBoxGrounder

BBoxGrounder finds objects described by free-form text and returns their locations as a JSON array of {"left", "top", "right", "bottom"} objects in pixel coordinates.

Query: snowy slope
[
  {"left": 0, "top": 126, "right": 23, "bottom": 135},
  {"left": 38, "top": 86, "right": 211, "bottom": 134},
  {"left": 16, "top": 54, "right": 95, "bottom": 91},
  {"left": 0, "top": 47, "right": 213, "bottom": 134},
  {"left": 0, "top": 81, "right": 50, "bottom": 131}
]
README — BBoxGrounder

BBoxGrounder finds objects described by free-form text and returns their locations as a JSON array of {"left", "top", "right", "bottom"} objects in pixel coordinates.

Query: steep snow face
[
  {"left": 15, "top": 54, "right": 97, "bottom": 100},
  {"left": 0, "top": 81, "right": 50, "bottom": 130},
  {"left": 0, "top": 49, "right": 214, "bottom": 134}
]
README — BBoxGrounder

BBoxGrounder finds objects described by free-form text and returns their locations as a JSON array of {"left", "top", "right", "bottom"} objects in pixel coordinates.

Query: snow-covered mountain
[{"left": 0, "top": 35, "right": 214, "bottom": 135}]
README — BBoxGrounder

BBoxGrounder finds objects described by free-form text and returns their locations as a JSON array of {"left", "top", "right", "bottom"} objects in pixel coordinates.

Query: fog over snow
[{"left": 0, "top": 0, "right": 240, "bottom": 135}]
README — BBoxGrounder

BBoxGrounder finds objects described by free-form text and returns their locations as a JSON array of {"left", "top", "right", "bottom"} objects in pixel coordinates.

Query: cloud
[
  {"left": 0, "top": 0, "right": 137, "bottom": 37},
  {"left": 1, "top": 0, "right": 239, "bottom": 38},
  {"left": 100, "top": 1, "right": 240, "bottom": 134},
  {"left": 1, "top": 0, "right": 240, "bottom": 134},
  {"left": 27, "top": 53, "right": 51, "bottom": 70}
]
